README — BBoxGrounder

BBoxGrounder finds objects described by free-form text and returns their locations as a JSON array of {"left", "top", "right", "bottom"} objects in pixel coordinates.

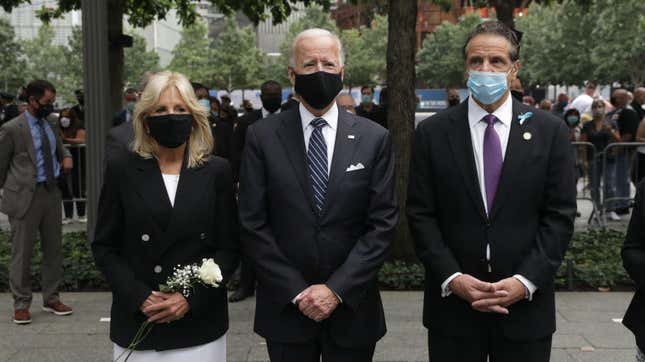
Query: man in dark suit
[
  {"left": 355, "top": 85, "right": 386, "bottom": 129},
  {"left": 239, "top": 28, "right": 398, "bottom": 362},
  {"left": 407, "top": 21, "right": 576, "bottom": 362},
  {"left": 112, "top": 88, "right": 138, "bottom": 127},
  {"left": 0, "top": 80, "right": 74, "bottom": 324},
  {"left": 105, "top": 120, "right": 134, "bottom": 163},
  {"left": 229, "top": 80, "right": 283, "bottom": 303}
]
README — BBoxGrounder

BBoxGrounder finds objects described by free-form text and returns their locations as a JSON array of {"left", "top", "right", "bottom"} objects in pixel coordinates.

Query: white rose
[{"left": 198, "top": 258, "right": 223, "bottom": 287}]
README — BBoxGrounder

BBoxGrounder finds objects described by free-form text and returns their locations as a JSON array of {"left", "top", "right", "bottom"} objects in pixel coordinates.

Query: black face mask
[
  {"left": 261, "top": 95, "right": 282, "bottom": 113},
  {"left": 448, "top": 98, "right": 460, "bottom": 107},
  {"left": 511, "top": 90, "right": 524, "bottom": 101},
  {"left": 147, "top": 114, "right": 193, "bottom": 149},
  {"left": 294, "top": 71, "right": 343, "bottom": 110},
  {"left": 35, "top": 101, "right": 54, "bottom": 119}
]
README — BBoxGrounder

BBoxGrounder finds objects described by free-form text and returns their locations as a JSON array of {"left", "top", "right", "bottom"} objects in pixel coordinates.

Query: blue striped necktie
[{"left": 307, "top": 117, "right": 328, "bottom": 213}]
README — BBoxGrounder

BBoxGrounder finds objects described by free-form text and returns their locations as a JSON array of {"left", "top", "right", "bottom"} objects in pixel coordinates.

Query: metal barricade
[
  {"left": 571, "top": 142, "right": 602, "bottom": 227},
  {"left": 61, "top": 144, "right": 87, "bottom": 221},
  {"left": 601, "top": 142, "right": 645, "bottom": 225}
]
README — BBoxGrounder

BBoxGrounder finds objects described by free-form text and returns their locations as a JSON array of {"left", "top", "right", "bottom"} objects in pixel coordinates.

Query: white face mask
[{"left": 59, "top": 117, "right": 71, "bottom": 128}]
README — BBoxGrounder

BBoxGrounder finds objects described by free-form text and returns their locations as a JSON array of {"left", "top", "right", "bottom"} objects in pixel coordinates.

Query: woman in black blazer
[
  {"left": 92, "top": 71, "right": 239, "bottom": 361},
  {"left": 623, "top": 180, "right": 645, "bottom": 361}
]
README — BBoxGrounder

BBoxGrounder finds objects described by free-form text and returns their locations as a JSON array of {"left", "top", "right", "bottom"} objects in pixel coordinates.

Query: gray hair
[{"left": 289, "top": 28, "right": 345, "bottom": 67}]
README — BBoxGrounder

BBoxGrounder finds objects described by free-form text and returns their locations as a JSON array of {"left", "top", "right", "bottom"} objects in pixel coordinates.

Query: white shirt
[
  {"left": 161, "top": 173, "right": 180, "bottom": 207},
  {"left": 300, "top": 102, "right": 338, "bottom": 174},
  {"left": 568, "top": 93, "right": 594, "bottom": 116},
  {"left": 441, "top": 94, "right": 537, "bottom": 301},
  {"left": 261, "top": 107, "right": 280, "bottom": 119}
]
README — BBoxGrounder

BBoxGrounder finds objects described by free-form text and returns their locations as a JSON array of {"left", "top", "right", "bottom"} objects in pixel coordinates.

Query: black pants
[
  {"left": 267, "top": 330, "right": 376, "bottom": 362},
  {"left": 428, "top": 320, "right": 552, "bottom": 362},
  {"left": 237, "top": 255, "right": 256, "bottom": 292},
  {"left": 60, "top": 147, "right": 86, "bottom": 218}
]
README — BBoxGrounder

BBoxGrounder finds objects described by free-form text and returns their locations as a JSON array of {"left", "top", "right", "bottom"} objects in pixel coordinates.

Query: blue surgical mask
[
  {"left": 467, "top": 70, "right": 511, "bottom": 105},
  {"left": 198, "top": 99, "right": 210, "bottom": 111},
  {"left": 361, "top": 95, "right": 372, "bottom": 104}
]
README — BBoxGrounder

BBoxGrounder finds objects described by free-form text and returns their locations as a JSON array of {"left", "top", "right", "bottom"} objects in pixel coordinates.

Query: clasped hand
[
  {"left": 296, "top": 284, "right": 340, "bottom": 323},
  {"left": 140, "top": 291, "right": 190, "bottom": 324},
  {"left": 449, "top": 274, "right": 526, "bottom": 315}
]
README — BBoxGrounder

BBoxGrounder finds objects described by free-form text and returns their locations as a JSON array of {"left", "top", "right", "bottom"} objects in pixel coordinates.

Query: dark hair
[
  {"left": 261, "top": 80, "right": 281, "bottom": 93},
  {"left": 192, "top": 82, "right": 208, "bottom": 92},
  {"left": 361, "top": 85, "right": 374, "bottom": 93},
  {"left": 25, "top": 80, "right": 56, "bottom": 100},
  {"left": 564, "top": 108, "right": 581, "bottom": 119},
  {"left": 209, "top": 96, "right": 220, "bottom": 107},
  {"left": 463, "top": 20, "right": 520, "bottom": 62},
  {"left": 585, "top": 81, "right": 598, "bottom": 89}
]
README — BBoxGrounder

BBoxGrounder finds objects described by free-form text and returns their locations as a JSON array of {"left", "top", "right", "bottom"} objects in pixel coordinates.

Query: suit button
[
  {"left": 141, "top": 234, "right": 150, "bottom": 242},
  {"left": 154, "top": 265, "right": 162, "bottom": 274}
]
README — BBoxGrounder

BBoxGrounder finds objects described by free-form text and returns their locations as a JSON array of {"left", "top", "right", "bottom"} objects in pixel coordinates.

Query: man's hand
[
  {"left": 471, "top": 277, "right": 527, "bottom": 312},
  {"left": 449, "top": 274, "right": 509, "bottom": 314},
  {"left": 62, "top": 157, "right": 73, "bottom": 173},
  {"left": 296, "top": 284, "right": 339, "bottom": 322},
  {"left": 140, "top": 293, "right": 165, "bottom": 318},
  {"left": 142, "top": 291, "right": 190, "bottom": 324}
]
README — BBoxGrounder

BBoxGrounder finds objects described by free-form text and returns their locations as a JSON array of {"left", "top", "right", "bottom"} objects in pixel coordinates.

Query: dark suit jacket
[
  {"left": 92, "top": 151, "right": 239, "bottom": 351},
  {"left": 112, "top": 109, "right": 130, "bottom": 127},
  {"left": 231, "top": 109, "right": 262, "bottom": 181},
  {"left": 407, "top": 98, "right": 576, "bottom": 341},
  {"left": 623, "top": 180, "right": 645, "bottom": 351},
  {"left": 238, "top": 108, "right": 398, "bottom": 347},
  {"left": 105, "top": 121, "right": 134, "bottom": 164},
  {"left": 210, "top": 116, "right": 233, "bottom": 161}
]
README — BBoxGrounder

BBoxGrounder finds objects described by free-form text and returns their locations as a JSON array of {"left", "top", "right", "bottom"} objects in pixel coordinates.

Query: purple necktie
[{"left": 483, "top": 114, "right": 502, "bottom": 213}]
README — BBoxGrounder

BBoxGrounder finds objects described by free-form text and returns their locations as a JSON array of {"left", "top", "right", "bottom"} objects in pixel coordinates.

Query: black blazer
[
  {"left": 238, "top": 108, "right": 398, "bottom": 347},
  {"left": 231, "top": 109, "right": 263, "bottom": 181},
  {"left": 623, "top": 180, "right": 645, "bottom": 351},
  {"left": 92, "top": 151, "right": 239, "bottom": 351},
  {"left": 407, "top": 98, "right": 576, "bottom": 341},
  {"left": 210, "top": 115, "right": 233, "bottom": 161},
  {"left": 104, "top": 121, "right": 134, "bottom": 164}
]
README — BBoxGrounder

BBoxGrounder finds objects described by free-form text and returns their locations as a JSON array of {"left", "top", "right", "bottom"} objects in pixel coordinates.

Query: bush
[
  {"left": 378, "top": 260, "right": 425, "bottom": 290},
  {"left": 0, "top": 231, "right": 108, "bottom": 292}
]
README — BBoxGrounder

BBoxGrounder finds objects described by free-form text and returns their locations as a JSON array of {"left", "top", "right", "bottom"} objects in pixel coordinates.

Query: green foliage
[
  {"left": 341, "top": 14, "right": 388, "bottom": 89},
  {"left": 58, "top": 26, "right": 83, "bottom": 103},
  {"left": 556, "top": 229, "right": 631, "bottom": 289},
  {"left": 210, "top": 17, "right": 265, "bottom": 91},
  {"left": 0, "top": 16, "right": 25, "bottom": 92},
  {"left": 378, "top": 260, "right": 425, "bottom": 290},
  {"left": 124, "top": 32, "right": 161, "bottom": 88},
  {"left": 167, "top": 20, "right": 214, "bottom": 85},
  {"left": 0, "top": 231, "right": 108, "bottom": 292},
  {"left": 416, "top": 13, "right": 481, "bottom": 88}
]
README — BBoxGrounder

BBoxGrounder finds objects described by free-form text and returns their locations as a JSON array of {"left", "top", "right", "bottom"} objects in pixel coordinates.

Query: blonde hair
[{"left": 132, "top": 71, "right": 214, "bottom": 168}]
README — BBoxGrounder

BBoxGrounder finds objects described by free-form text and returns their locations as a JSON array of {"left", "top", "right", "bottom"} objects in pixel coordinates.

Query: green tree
[
  {"left": 416, "top": 13, "right": 481, "bottom": 88},
  {"left": 210, "top": 17, "right": 265, "bottom": 92},
  {"left": 167, "top": 20, "right": 214, "bottom": 84},
  {"left": 0, "top": 17, "right": 25, "bottom": 92},
  {"left": 58, "top": 26, "right": 83, "bottom": 104},
  {"left": 590, "top": 0, "right": 645, "bottom": 86},
  {"left": 341, "top": 14, "right": 388, "bottom": 89},
  {"left": 124, "top": 33, "right": 160, "bottom": 88},
  {"left": 21, "top": 25, "right": 70, "bottom": 101}
]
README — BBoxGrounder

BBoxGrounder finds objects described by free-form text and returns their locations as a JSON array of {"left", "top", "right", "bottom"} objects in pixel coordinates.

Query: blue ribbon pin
[{"left": 518, "top": 112, "right": 533, "bottom": 125}]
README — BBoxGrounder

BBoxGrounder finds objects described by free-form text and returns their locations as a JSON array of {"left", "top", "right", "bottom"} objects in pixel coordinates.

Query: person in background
[
  {"left": 522, "top": 95, "right": 535, "bottom": 107},
  {"left": 568, "top": 81, "right": 597, "bottom": 116},
  {"left": 193, "top": 83, "right": 211, "bottom": 110},
  {"left": 379, "top": 87, "right": 389, "bottom": 129},
  {"left": 93, "top": 71, "right": 239, "bottom": 361},
  {"left": 539, "top": 99, "right": 553, "bottom": 112},
  {"left": 242, "top": 99, "right": 255, "bottom": 114},
  {"left": 565, "top": 108, "right": 582, "bottom": 142},
  {"left": 0, "top": 80, "right": 74, "bottom": 324},
  {"left": 282, "top": 92, "right": 299, "bottom": 111},
  {"left": 58, "top": 108, "right": 86, "bottom": 224},
  {"left": 70, "top": 89, "right": 84, "bottom": 123},
  {"left": 510, "top": 78, "right": 524, "bottom": 101},
  {"left": 210, "top": 96, "right": 221, "bottom": 121},
  {"left": 0, "top": 92, "right": 16, "bottom": 126},
  {"left": 581, "top": 99, "right": 620, "bottom": 220},
  {"left": 336, "top": 92, "right": 356, "bottom": 114},
  {"left": 194, "top": 85, "right": 233, "bottom": 161},
  {"left": 112, "top": 88, "right": 138, "bottom": 127},
  {"left": 612, "top": 89, "right": 641, "bottom": 216},
  {"left": 446, "top": 88, "right": 461, "bottom": 108},
  {"left": 2, "top": 90, "right": 21, "bottom": 124},
  {"left": 632, "top": 87, "right": 645, "bottom": 121},
  {"left": 355, "top": 85, "right": 387, "bottom": 128},
  {"left": 552, "top": 93, "right": 569, "bottom": 117}
]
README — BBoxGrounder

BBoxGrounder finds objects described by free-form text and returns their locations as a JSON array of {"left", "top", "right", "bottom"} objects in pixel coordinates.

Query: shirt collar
[
  {"left": 25, "top": 110, "right": 40, "bottom": 125},
  {"left": 300, "top": 102, "right": 338, "bottom": 131},
  {"left": 468, "top": 92, "right": 513, "bottom": 128},
  {"left": 262, "top": 107, "right": 280, "bottom": 118}
]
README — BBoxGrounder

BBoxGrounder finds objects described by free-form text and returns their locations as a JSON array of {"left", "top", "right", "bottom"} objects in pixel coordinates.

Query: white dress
[{"left": 113, "top": 173, "right": 227, "bottom": 362}]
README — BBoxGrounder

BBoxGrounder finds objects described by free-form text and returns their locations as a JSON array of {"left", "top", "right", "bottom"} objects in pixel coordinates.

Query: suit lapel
[
  {"left": 275, "top": 110, "right": 318, "bottom": 215},
  {"left": 129, "top": 155, "right": 173, "bottom": 231},
  {"left": 489, "top": 100, "right": 533, "bottom": 220},
  {"left": 447, "top": 102, "right": 488, "bottom": 221},
  {"left": 322, "top": 111, "right": 360, "bottom": 218},
  {"left": 17, "top": 114, "right": 37, "bottom": 166}
]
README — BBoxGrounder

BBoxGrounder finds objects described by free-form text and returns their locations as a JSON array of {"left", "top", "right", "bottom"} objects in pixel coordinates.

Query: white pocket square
[{"left": 346, "top": 163, "right": 365, "bottom": 172}]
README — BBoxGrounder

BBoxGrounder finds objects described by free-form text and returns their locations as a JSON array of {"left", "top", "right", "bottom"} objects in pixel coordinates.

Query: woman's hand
[
  {"left": 142, "top": 291, "right": 190, "bottom": 324},
  {"left": 139, "top": 293, "right": 165, "bottom": 318}
]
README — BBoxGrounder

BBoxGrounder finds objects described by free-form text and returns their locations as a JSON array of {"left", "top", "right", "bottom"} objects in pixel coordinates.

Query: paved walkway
[{"left": 0, "top": 292, "right": 637, "bottom": 361}]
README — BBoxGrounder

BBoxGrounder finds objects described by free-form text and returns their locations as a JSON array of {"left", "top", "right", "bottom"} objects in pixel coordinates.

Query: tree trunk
[
  {"left": 108, "top": 0, "right": 124, "bottom": 113},
  {"left": 490, "top": 0, "right": 515, "bottom": 29},
  {"left": 386, "top": 0, "right": 417, "bottom": 261}
]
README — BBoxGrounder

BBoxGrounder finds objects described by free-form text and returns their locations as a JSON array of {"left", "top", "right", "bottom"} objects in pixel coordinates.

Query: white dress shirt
[
  {"left": 300, "top": 102, "right": 338, "bottom": 174},
  {"left": 441, "top": 94, "right": 537, "bottom": 301}
]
